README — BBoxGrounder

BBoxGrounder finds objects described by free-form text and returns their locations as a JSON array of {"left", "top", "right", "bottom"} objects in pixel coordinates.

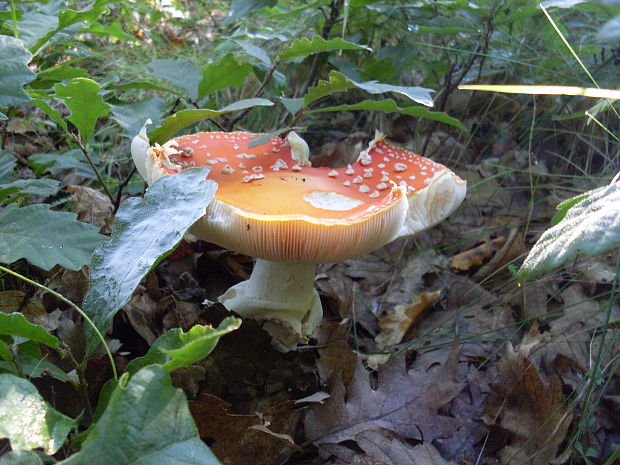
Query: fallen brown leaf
[
  {"left": 67, "top": 185, "right": 114, "bottom": 233},
  {"left": 449, "top": 236, "right": 506, "bottom": 272}
]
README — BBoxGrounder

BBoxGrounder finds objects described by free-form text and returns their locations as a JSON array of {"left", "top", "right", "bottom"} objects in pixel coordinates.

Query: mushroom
[{"left": 131, "top": 127, "right": 466, "bottom": 349}]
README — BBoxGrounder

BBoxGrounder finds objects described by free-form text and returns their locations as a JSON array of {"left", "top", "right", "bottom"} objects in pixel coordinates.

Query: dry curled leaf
[
  {"left": 449, "top": 236, "right": 506, "bottom": 271},
  {"left": 67, "top": 185, "right": 114, "bottom": 233}
]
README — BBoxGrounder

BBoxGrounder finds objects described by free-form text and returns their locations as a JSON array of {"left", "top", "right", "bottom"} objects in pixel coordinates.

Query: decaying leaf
[
  {"left": 449, "top": 236, "right": 506, "bottom": 271},
  {"left": 305, "top": 346, "right": 465, "bottom": 447},
  {"left": 483, "top": 322, "right": 573, "bottom": 465},
  {"left": 67, "top": 185, "right": 114, "bottom": 233},
  {"left": 473, "top": 228, "right": 524, "bottom": 280}
]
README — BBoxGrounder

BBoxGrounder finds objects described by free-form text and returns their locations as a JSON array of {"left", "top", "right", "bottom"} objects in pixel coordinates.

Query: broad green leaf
[
  {"left": 126, "top": 317, "right": 241, "bottom": 375},
  {"left": 551, "top": 192, "right": 589, "bottom": 225},
  {"left": 279, "top": 97, "right": 304, "bottom": 116},
  {"left": 35, "top": 66, "right": 89, "bottom": 83},
  {"left": 31, "top": 98, "right": 69, "bottom": 132},
  {"left": 0, "top": 151, "right": 17, "bottom": 184},
  {"left": 0, "top": 340, "right": 12, "bottom": 363},
  {"left": 16, "top": 12, "right": 59, "bottom": 49},
  {"left": 248, "top": 126, "right": 304, "bottom": 148},
  {"left": 309, "top": 99, "right": 465, "bottom": 130},
  {"left": 235, "top": 39, "right": 271, "bottom": 66},
  {"left": 0, "top": 204, "right": 104, "bottom": 271},
  {"left": 83, "top": 168, "right": 217, "bottom": 354},
  {"left": 518, "top": 181, "right": 620, "bottom": 282},
  {"left": 225, "top": 0, "right": 277, "bottom": 23},
  {"left": 0, "top": 179, "right": 60, "bottom": 201},
  {"left": 597, "top": 15, "right": 620, "bottom": 41},
  {"left": 55, "top": 78, "right": 110, "bottom": 141},
  {"left": 28, "top": 150, "right": 96, "bottom": 179},
  {"left": 279, "top": 36, "right": 371, "bottom": 61},
  {"left": 0, "top": 355, "right": 72, "bottom": 383},
  {"left": 459, "top": 84, "right": 620, "bottom": 100},
  {"left": 59, "top": 366, "right": 221, "bottom": 465},
  {"left": 110, "top": 98, "right": 164, "bottom": 139},
  {"left": 148, "top": 98, "right": 274, "bottom": 144},
  {"left": 0, "top": 374, "right": 75, "bottom": 454},
  {"left": 198, "top": 54, "right": 253, "bottom": 100},
  {"left": 0, "top": 450, "right": 44, "bottom": 465},
  {"left": 30, "top": 0, "right": 110, "bottom": 54},
  {"left": 148, "top": 59, "right": 202, "bottom": 101},
  {"left": 0, "top": 313, "right": 58, "bottom": 348},
  {"left": 0, "top": 36, "right": 36, "bottom": 107},
  {"left": 304, "top": 71, "right": 435, "bottom": 107},
  {"left": 111, "top": 80, "right": 179, "bottom": 94}
]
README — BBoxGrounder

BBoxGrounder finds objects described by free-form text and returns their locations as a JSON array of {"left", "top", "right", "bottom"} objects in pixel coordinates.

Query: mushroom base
[{"left": 218, "top": 259, "right": 323, "bottom": 350}]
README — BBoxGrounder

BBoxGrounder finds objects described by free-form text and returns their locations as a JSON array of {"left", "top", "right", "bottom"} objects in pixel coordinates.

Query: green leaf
[
  {"left": 235, "top": 39, "right": 271, "bottom": 67},
  {"left": 0, "top": 355, "right": 72, "bottom": 383},
  {"left": 148, "top": 59, "right": 202, "bottom": 101},
  {"left": 0, "top": 151, "right": 17, "bottom": 184},
  {"left": 518, "top": 181, "right": 620, "bottom": 282},
  {"left": 83, "top": 168, "right": 217, "bottom": 354},
  {"left": 248, "top": 126, "right": 304, "bottom": 148},
  {"left": 148, "top": 98, "right": 274, "bottom": 144},
  {"left": 28, "top": 150, "right": 96, "bottom": 179},
  {"left": 551, "top": 192, "right": 589, "bottom": 225},
  {"left": 55, "top": 78, "right": 110, "bottom": 141},
  {"left": 198, "top": 54, "right": 253, "bottom": 100},
  {"left": 0, "top": 179, "right": 60, "bottom": 201},
  {"left": 16, "top": 12, "right": 59, "bottom": 49},
  {"left": 31, "top": 98, "right": 69, "bottom": 132},
  {"left": 0, "top": 204, "right": 104, "bottom": 271},
  {"left": 110, "top": 98, "right": 164, "bottom": 139},
  {"left": 126, "top": 317, "right": 241, "bottom": 375},
  {"left": 309, "top": 99, "right": 465, "bottom": 130},
  {"left": 0, "top": 340, "right": 12, "bottom": 363},
  {"left": 225, "top": 0, "right": 277, "bottom": 23},
  {"left": 36, "top": 66, "right": 89, "bottom": 83},
  {"left": 110, "top": 80, "right": 179, "bottom": 94},
  {"left": 59, "top": 366, "right": 221, "bottom": 465},
  {"left": 0, "top": 36, "right": 36, "bottom": 107},
  {"left": 279, "top": 97, "right": 304, "bottom": 116},
  {"left": 0, "top": 313, "right": 59, "bottom": 348},
  {"left": 0, "top": 374, "right": 75, "bottom": 454},
  {"left": 279, "top": 36, "right": 371, "bottom": 61},
  {"left": 0, "top": 450, "right": 44, "bottom": 465},
  {"left": 304, "top": 71, "right": 435, "bottom": 107},
  {"left": 30, "top": 0, "right": 110, "bottom": 54}
]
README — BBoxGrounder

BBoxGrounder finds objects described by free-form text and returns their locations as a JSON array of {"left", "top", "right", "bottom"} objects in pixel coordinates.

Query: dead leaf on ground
[
  {"left": 305, "top": 346, "right": 465, "bottom": 448},
  {"left": 473, "top": 228, "right": 524, "bottom": 281},
  {"left": 189, "top": 394, "right": 300, "bottom": 465},
  {"left": 483, "top": 322, "right": 573, "bottom": 465},
  {"left": 450, "top": 236, "right": 506, "bottom": 271},
  {"left": 67, "top": 185, "right": 114, "bottom": 233}
]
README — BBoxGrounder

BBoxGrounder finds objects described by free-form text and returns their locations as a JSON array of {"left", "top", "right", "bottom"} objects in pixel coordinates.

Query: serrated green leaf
[
  {"left": 0, "top": 313, "right": 58, "bottom": 348},
  {"left": 225, "top": 0, "right": 277, "bottom": 23},
  {"left": 110, "top": 98, "right": 164, "bottom": 139},
  {"left": 148, "top": 98, "right": 274, "bottom": 144},
  {"left": 0, "top": 36, "right": 36, "bottom": 107},
  {"left": 309, "top": 99, "right": 464, "bottom": 130},
  {"left": 0, "top": 450, "right": 44, "bottom": 465},
  {"left": 518, "top": 181, "right": 620, "bottom": 282},
  {"left": 279, "top": 97, "right": 304, "bottom": 116},
  {"left": 304, "top": 71, "right": 435, "bottom": 107},
  {"left": 55, "top": 78, "right": 110, "bottom": 141},
  {"left": 31, "top": 98, "right": 69, "bottom": 132},
  {"left": 0, "top": 204, "right": 104, "bottom": 271},
  {"left": 83, "top": 168, "right": 217, "bottom": 354},
  {"left": 235, "top": 39, "right": 271, "bottom": 66},
  {"left": 0, "top": 313, "right": 60, "bottom": 348},
  {"left": 59, "top": 366, "right": 221, "bottom": 465},
  {"left": 0, "top": 178, "right": 60, "bottom": 201},
  {"left": 30, "top": 0, "right": 110, "bottom": 54},
  {"left": 0, "top": 151, "right": 17, "bottom": 184},
  {"left": 198, "top": 54, "right": 253, "bottom": 100},
  {"left": 0, "top": 374, "right": 75, "bottom": 454},
  {"left": 126, "top": 317, "right": 241, "bottom": 375},
  {"left": 148, "top": 59, "right": 202, "bottom": 101},
  {"left": 279, "top": 36, "right": 371, "bottom": 61}
]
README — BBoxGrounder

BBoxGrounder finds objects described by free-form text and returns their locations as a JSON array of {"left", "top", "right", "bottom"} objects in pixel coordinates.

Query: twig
[
  {"left": 113, "top": 165, "right": 137, "bottom": 214},
  {"left": 70, "top": 133, "right": 115, "bottom": 204},
  {"left": 61, "top": 342, "right": 94, "bottom": 422},
  {"left": 227, "top": 58, "right": 281, "bottom": 131}
]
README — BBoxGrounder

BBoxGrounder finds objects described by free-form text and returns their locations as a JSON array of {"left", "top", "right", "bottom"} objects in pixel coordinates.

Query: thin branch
[
  {"left": 61, "top": 342, "right": 94, "bottom": 422},
  {"left": 113, "top": 165, "right": 137, "bottom": 214},
  {"left": 70, "top": 133, "right": 115, "bottom": 204}
]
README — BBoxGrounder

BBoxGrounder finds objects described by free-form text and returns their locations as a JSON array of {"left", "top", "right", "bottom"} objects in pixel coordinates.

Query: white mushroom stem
[{"left": 218, "top": 259, "right": 323, "bottom": 349}]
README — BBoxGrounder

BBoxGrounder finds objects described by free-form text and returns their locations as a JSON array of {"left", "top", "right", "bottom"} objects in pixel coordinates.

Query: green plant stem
[
  {"left": 70, "top": 133, "right": 115, "bottom": 205},
  {"left": 8, "top": 0, "right": 19, "bottom": 39},
  {"left": 0, "top": 264, "right": 118, "bottom": 381}
]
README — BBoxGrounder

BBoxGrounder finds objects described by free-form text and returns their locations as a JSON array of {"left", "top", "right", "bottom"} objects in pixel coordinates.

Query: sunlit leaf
[
  {"left": 0, "top": 313, "right": 59, "bottom": 348},
  {"left": 59, "top": 366, "right": 221, "bottom": 465},
  {"left": 0, "top": 204, "right": 104, "bottom": 271},
  {"left": 198, "top": 54, "right": 253, "bottom": 100},
  {"left": 309, "top": 99, "right": 464, "bottom": 130},
  {"left": 280, "top": 36, "right": 371, "bottom": 61},
  {"left": 55, "top": 78, "right": 110, "bottom": 141},
  {"left": 83, "top": 168, "right": 217, "bottom": 354},
  {"left": 459, "top": 84, "right": 620, "bottom": 99},
  {"left": 0, "top": 374, "right": 75, "bottom": 454},
  {"left": 148, "top": 59, "right": 202, "bottom": 101},
  {"left": 148, "top": 98, "right": 273, "bottom": 144},
  {"left": 126, "top": 317, "right": 241, "bottom": 375},
  {"left": 0, "top": 36, "right": 36, "bottom": 107},
  {"left": 518, "top": 181, "right": 620, "bottom": 282}
]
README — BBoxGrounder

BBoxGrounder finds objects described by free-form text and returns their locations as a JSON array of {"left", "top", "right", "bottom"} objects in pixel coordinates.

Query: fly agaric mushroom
[{"left": 132, "top": 126, "right": 465, "bottom": 349}]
